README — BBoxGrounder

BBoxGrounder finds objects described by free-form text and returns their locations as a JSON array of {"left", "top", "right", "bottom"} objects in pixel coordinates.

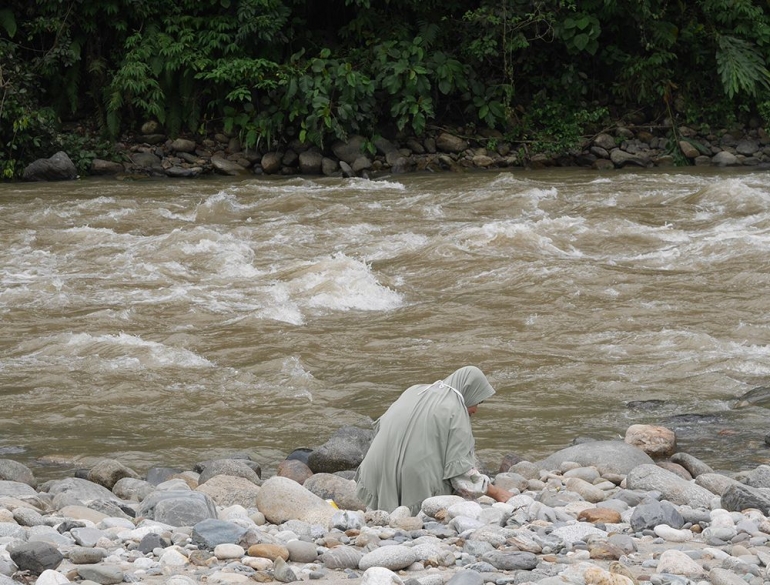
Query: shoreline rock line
[
  {"left": 2, "top": 424, "right": 770, "bottom": 585},
  {"left": 20, "top": 121, "right": 770, "bottom": 181}
]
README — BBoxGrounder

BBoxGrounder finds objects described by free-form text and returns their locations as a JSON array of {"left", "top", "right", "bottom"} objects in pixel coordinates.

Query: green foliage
[
  {"left": 556, "top": 13, "right": 601, "bottom": 55},
  {"left": 715, "top": 35, "right": 770, "bottom": 99},
  {"left": 0, "top": 39, "right": 58, "bottom": 179},
  {"left": 520, "top": 99, "right": 609, "bottom": 156}
]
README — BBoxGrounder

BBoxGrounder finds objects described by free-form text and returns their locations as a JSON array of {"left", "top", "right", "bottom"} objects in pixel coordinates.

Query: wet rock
[
  {"left": 321, "top": 157, "right": 339, "bottom": 176},
  {"left": 593, "top": 134, "right": 617, "bottom": 151},
  {"left": 624, "top": 425, "right": 676, "bottom": 459},
  {"left": 130, "top": 151, "right": 162, "bottom": 169},
  {"left": 145, "top": 467, "right": 184, "bottom": 485},
  {"left": 23, "top": 152, "right": 78, "bottom": 181},
  {"left": 307, "top": 426, "right": 373, "bottom": 474},
  {"left": 9, "top": 542, "right": 63, "bottom": 574},
  {"left": 165, "top": 166, "right": 202, "bottom": 178},
  {"left": 609, "top": 149, "right": 649, "bottom": 168},
  {"left": 90, "top": 159, "right": 124, "bottom": 175},
  {"left": 712, "top": 151, "right": 740, "bottom": 166},
  {"left": 625, "top": 464, "right": 714, "bottom": 507}
]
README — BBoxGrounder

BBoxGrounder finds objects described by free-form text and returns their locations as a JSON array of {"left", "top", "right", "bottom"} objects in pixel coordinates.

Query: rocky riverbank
[
  {"left": 3, "top": 424, "right": 770, "bottom": 585},
  {"left": 20, "top": 119, "right": 770, "bottom": 182}
]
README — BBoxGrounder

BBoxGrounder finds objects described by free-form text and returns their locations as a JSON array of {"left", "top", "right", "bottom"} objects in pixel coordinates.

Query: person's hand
[{"left": 486, "top": 484, "right": 514, "bottom": 503}]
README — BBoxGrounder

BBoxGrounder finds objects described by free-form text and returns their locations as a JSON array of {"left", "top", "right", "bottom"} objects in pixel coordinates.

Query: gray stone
[
  {"left": 87, "top": 459, "right": 139, "bottom": 490},
  {"left": 299, "top": 150, "right": 323, "bottom": 174},
  {"left": 709, "top": 567, "right": 747, "bottom": 585},
  {"left": 9, "top": 542, "right": 63, "bottom": 574},
  {"left": 170, "top": 138, "right": 197, "bottom": 153},
  {"left": 130, "top": 151, "right": 162, "bottom": 168},
  {"left": 71, "top": 527, "right": 106, "bottom": 547},
  {"left": 256, "top": 476, "right": 337, "bottom": 528},
  {"left": 303, "top": 473, "right": 365, "bottom": 511},
  {"left": 630, "top": 499, "right": 684, "bottom": 531},
  {"left": 68, "top": 546, "right": 107, "bottom": 564},
  {"left": 307, "top": 426, "right": 373, "bottom": 474},
  {"left": 340, "top": 160, "right": 354, "bottom": 178},
  {"left": 191, "top": 518, "right": 249, "bottom": 549},
  {"left": 196, "top": 474, "right": 261, "bottom": 508},
  {"left": 480, "top": 550, "right": 538, "bottom": 571},
  {"left": 321, "top": 545, "right": 363, "bottom": 569},
  {"left": 712, "top": 151, "right": 740, "bottom": 166},
  {"left": 625, "top": 464, "right": 714, "bottom": 507},
  {"left": 211, "top": 156, "right": 249, "bottom": 176},
  {"left": 286, "top": 540, "right": 318, "bottom": 563},
  {"left": 321, "top": 157, "right": 339, "bottom": 176},
  {"left": 273, "top": 557, "right": 297, "bottom": 582},
  {"left": 138, "top": 490, "right": 217, "bottom": 526},
  {"left": 535, "top": 440, "right": 654, "bottom": 475},
  {"left": 76, "top": 565, "right": 124, "bottom": 585},
  {"left": 359, "top": 545, "right": 416, "bottom": 571},
  {"left": 44, "top": 477, "right": 120, "bottom": 504},
  {"left": 695, "top": 472, "right": 741, "bottom": 496},
  {"left": 0, "top": 479, "right": 37, "bottom": 498},
  {"left": 550, "top": 523, "right": 606, "bottom": 546},
  {"left": 0, "top": 460, "right": 36, "bottom": 487},
  {"left": 736, "top": 139, "right": 759, "bottom": 155},
  {"left": 332, "top": 135, "right": 368, "bottom": 164},
  {"left": 435, "top": 133, "right": 468, "bottom": 154},
  {"left": 145, "top": 467, "right": 184, "bottom": 485},
  {"left": 593, "top": 134, "right": 617, "bottom": 150},
  {"left": 720, "top": 483, "right": 770, "bottom": 514},
  {"left": 0, "top": 521, "right": 26, "bottom": 539},
  {"left": 13, "top": 507, "right": 47, "bottom": 527},
  {"left": 165, "top": 166, "right": 202, "bottom": 178},
  {"left": 610, "top": 148, "right": 650, "bottom": 167},
  {"left": 23, "top": 151, "right": 78, "bottom": 181},
  {"left": 261, "top": 152, "right": 282, "bottom": 174},
  {"left": 111, "top": 477, "right": 155, "bottom": 502},
  {"left": 669, "top": 453, "right": 713, "bottom": 478},
  {"left": 745, "top": 465, "right": 770, "bottom": 488},
  {"left": 198, "top": 459, "right": 261, "bottom": 486},
  {"left": 352, "top": 156, "right": 373, "bottom": 173}
]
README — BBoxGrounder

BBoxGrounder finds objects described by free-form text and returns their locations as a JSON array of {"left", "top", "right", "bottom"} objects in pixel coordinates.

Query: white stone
[
  {"left": 132, "top": 558, "right": 155, "bottom": 570},
  {"left": 242, "top": 557, "right": 273, "bottom": 570},
  {"left": 166, "top": 577, "right": 198, "bottom": 585},
  {"left": 159, "top": 548, "right": 189, "bottom": 571},
  {"left": 420, "top": 496, "right": 465, "bottom": 517},
  {"left": 446, "top": 501, "right": 483, "bottom": 521},
  {"left": 34, "top": 570, "right": 70, "bottom": 585},
  {"left": 656, "top": 549, "right": 705, "bottom": 576},
  {"left": 654, "top": 524, "right": 693, "bottom": 542},
  {"left": 361, "top": 567, "right": 404, "bottom": 585},
  {"left": 214, "top": 543, "right": 245, "bottom": 559}
]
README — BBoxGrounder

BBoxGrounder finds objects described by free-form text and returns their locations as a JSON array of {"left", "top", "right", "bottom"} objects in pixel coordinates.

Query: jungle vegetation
[{"left": 1, "top": 0, "right": 769, "bottom": 177}]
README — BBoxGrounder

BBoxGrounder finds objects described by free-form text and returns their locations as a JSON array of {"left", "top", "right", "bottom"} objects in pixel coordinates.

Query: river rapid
[{"left": 2, "top": 168, "right": 770, "bottom": 480}]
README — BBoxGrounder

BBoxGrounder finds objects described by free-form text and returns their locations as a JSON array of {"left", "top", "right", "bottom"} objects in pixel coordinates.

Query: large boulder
[
  {"left": 23, "top": 151, "right": 77, "bottom": 181},
  {"left": 625, "top": 464, "right": 714, "bottom": 508},
  {"left": 435, "top": 133, "right": 468, "bottom": 154},
  {"left": 307, "top": 426, "right": 373, "bottom": 473},
  {"left": 197, "top": 459, "right": 261, "bottom": 486},
  {"left": 535, "top": 440, "right": 654, "bottom": 475},
  {"left": 42, "top": 477, "right": 120, "bottom": 504},
  {"left": 196, "top": 475, "right": 261, "bottom": 508},
  {"left": 87, "top": 459, "right": 140, "bottom": 490},
  {"left": 332, "top": 135, "right": 368, "bottom": 165},
  {"left": 255, "top": 476, "right": 337, "bottom": 528},
  {"left": 624, "top": 424, "right": 676, "bottom": 459},
  {"left": 8, "top": 542, "right": 63, "bottom": 574},
  {"left": 720, "top": 483, "right": 770, "bottom": 514}
]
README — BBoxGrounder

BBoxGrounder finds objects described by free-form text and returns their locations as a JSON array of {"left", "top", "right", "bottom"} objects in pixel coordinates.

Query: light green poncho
[{"left": 354, "top": 366, "right": 496, "bottom": 514}]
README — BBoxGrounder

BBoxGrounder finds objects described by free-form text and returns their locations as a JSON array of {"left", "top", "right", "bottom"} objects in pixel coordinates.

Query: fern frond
[{"left": 716, "top": 35, "right": 770, "bottom": 99}]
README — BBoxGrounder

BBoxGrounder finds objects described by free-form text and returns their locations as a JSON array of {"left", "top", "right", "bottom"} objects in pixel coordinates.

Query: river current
[{"left": 2, "top": 168, "right": 769, "bottom": 480}]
